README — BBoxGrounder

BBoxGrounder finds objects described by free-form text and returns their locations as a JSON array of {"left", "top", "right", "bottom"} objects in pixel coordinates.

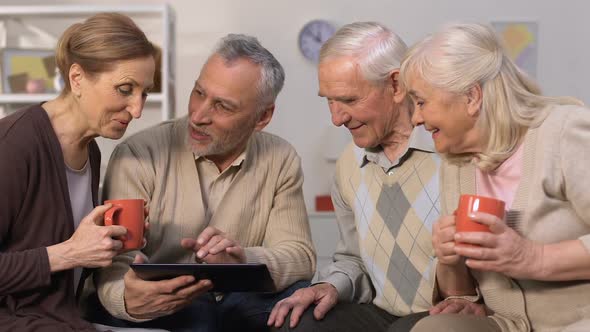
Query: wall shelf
[
  {"left": 0, "top": 93, "right": 164, "bottom": 104},
  {"left": 0, "top": 4, "right": 175, "bottom": 121}
]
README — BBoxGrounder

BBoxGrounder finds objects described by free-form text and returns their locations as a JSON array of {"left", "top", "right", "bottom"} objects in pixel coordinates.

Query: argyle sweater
[{"left": 323, "top": 143, "right": 440, "bottom": 316}]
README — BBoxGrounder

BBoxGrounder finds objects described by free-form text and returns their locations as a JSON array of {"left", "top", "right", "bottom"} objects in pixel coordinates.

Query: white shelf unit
[
  {"left": 0, "top": 4, "right": 175, "bottom": 121},
  {"left": 309, "top": 212, "right": 339, "bottom": 281},
  {"left": 0, "top": 93, "right": 164, "bottom": 104}
]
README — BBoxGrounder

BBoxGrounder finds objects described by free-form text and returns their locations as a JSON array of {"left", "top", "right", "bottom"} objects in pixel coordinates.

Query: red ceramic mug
[
  {"left": 104, "top": 199, "right": 145, "bottom": 250},
  {"left": 455, "top": 194, "right": 505, "bottom": 246}
]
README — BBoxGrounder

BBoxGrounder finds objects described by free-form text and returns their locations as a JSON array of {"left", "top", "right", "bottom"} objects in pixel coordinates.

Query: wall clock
[{"left": 298, "top": 20, "right": 336, "bottom": 62}]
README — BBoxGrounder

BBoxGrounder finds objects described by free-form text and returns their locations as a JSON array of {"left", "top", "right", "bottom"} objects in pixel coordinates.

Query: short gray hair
[
  {"left": 400, "top": 23, "right": 582, "bottom": 170},
  {"left": 319, "top": 22, "right": 408, "bottom": 85},
  {"left": 214, "top": 34, "right": 285, "bottom": 109}
]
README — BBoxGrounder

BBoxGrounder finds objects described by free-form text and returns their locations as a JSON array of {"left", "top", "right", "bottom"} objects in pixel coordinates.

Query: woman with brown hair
[{"left": 0, "top": 13, "right": 156, "bottom": 331}]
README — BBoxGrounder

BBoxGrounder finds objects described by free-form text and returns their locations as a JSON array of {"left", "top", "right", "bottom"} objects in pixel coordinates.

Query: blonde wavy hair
[{"left": 400, "top": 23, "right": 582, "bottom": 170}]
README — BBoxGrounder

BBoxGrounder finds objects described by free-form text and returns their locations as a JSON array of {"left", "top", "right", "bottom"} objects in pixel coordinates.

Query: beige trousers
[
  {"left": 562, "top": 320, "right": 590, "bottom": 332},
  {"left": 411, "top": 314, "right": 501, "bottom": 332}
]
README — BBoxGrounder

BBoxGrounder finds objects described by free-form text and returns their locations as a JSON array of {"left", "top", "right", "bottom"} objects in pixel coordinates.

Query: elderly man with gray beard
[{"left": 87, "top": 33, "right": 315, "bottom": 332}]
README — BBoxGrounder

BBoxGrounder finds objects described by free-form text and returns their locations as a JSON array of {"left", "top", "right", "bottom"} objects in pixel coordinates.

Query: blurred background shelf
[
  {"left": 0, "top": 4, "right": 175, "bottom": 121},
  {"left": 308, "top": 212, "right": 338, "bottom": 281},
  {"left": 0, "top": 4, "right": 176, "bottom": 184},
  {"left": 0, "top": 93, "right": 164, "bottom": 104}
]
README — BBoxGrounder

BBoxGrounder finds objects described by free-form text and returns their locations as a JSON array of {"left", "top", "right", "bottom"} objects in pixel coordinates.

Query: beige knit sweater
[
  {"left": 439, "top": 105, "right": 590, "bottom": 332},
  {"left": 94, "top": 117, "right": 316, "bottom": 321}
]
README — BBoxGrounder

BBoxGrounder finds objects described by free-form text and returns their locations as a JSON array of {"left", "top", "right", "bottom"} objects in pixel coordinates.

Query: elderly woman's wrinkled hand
[
  {"left": 430, "top": 298, "right": 489, "bottom": 316},
  {"left": 433, "top": 214, "right": 462, "bottom": 266},
  {"left": 453, "top": 212, "right": 544, "bottom": 279},
  {"left": 65, "top": 204, "right": 128, "bottom": 268}
]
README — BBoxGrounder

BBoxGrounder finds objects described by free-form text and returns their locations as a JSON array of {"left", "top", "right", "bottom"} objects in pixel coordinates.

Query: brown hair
[{"left": 55, "top": 12, "right": 156, "bottom": 93}]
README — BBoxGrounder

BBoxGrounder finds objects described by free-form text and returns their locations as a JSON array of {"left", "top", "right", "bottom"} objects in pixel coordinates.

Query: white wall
[{"left": 4, "top": 0, "right": 590, "bottom": 211}]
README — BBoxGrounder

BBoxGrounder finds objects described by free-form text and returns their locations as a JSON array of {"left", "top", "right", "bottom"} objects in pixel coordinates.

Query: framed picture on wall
[
  {"left": 0, "top": 48, "right": 57, "bottom": 93},
  {"left": 491, "top": 21, "right": 538, "bottom": 78}
]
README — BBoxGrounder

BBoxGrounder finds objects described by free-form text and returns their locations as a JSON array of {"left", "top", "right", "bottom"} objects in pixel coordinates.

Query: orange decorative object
[{"left": 315, "top": 195, "right": 335, "bottom": 212}]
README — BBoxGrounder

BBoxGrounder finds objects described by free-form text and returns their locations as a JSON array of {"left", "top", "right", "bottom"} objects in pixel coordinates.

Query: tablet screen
[{"left": 130, "top": 263, "right": 276, "bottom": 293}]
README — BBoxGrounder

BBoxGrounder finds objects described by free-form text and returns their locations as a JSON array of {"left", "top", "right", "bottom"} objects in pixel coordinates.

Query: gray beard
[{"left": 186, "top": 122, "right": 256, "bottom": 158}]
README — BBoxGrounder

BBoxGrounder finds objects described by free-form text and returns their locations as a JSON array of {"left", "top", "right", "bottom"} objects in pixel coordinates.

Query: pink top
[{"left": 475, "top": 144, "right": 524, "bottom": 211}]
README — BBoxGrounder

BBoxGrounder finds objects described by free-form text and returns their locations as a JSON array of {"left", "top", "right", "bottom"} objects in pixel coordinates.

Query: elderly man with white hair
[{"left": 268, "top": 22, "right": 485, "bottom": 332}]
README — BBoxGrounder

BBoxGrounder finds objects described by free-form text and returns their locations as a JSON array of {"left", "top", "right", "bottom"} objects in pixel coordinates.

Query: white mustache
[{"left": 190, "top": 125, "right": 211, "bottom": 137}]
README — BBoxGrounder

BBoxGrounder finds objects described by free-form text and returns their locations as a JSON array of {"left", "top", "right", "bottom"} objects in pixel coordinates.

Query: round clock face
[{"left": 298, "top": 20, "right": 336, "bottom": 62}]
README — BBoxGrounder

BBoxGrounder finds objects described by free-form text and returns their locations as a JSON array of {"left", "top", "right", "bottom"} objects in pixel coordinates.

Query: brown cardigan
[{"left": 0, "top": 105, "right": 99, "bottom": 331}]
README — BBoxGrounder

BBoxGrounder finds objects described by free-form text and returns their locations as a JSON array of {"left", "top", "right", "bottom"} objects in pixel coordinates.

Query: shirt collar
[
  {"left": 361, "top": 125, "right": 435, "bottom": 171},
  {"left": 194, "top": 150, "right": 247, "bottom": 168}
]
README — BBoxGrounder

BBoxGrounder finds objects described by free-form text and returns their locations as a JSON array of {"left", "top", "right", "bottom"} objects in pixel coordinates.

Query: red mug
[
  {"left": 104, "top": 199, "right": 145, "bottom": 250},
  {"left": 455, "top": 194, "right": 505, "bottom": 246}
]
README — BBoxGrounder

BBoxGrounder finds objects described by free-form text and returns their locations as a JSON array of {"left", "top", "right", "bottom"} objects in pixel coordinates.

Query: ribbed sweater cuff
[
  {"left": 39, "top": 247, "right": 52, "bottom": 287},
  {"left": 244, "top": 247, "right": 264, "bottom": 264},
  {"left": 578, "top": 235, "right": 590, "bottom": 253},
  {"left": 101, "top": 278, "right": 151, "bottom": 323},
  {"left": 317, "top": 272, "right": 353, "bottom": 302}
]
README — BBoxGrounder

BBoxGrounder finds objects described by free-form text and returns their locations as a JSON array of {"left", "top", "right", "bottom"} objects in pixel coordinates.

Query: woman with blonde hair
[
  {"left": 0, "top": 13, "right": 155, "bottom": 331},
  {"left": 401, "top": 23, "right": 590, "bottom": 332}
]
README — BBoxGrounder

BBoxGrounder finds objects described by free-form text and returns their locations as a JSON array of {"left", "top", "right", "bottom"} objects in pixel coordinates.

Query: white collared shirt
[{"left": 362, "top": 125, "right": 435, "bottom": 174}]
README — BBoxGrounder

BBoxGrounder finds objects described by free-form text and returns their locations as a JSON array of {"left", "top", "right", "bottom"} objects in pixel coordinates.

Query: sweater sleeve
[
  {"left": 431, "top": 160, "right": 453, "bottom": 304},
  {"left": 560, "top": 108, "right": 590, "bottom": 250},
  {"left": 243, "top": 149, "right": 316, "bottom": 291},
  {"left": 316, "top": 175, "right": 375, "bottom": 303},
  {"left": 94, "top": 142, "right": 154, "bottom": 322},
  {"left": 0, "top": 142, "right": 51, "bottom": 295}
]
